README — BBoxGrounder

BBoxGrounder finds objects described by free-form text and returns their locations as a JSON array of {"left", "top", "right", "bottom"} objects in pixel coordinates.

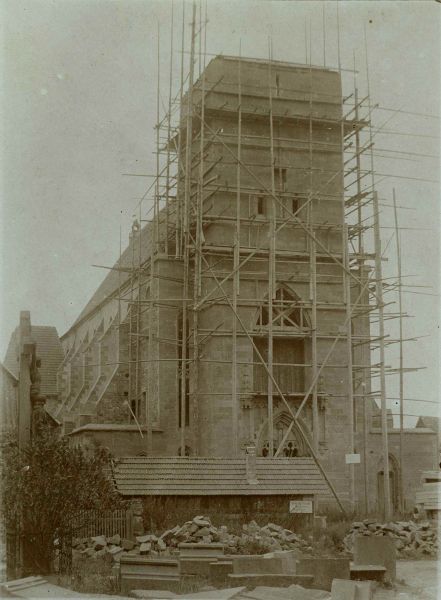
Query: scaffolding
[{"left": 112, "top": 2, "right": 435, "bottom": 520}]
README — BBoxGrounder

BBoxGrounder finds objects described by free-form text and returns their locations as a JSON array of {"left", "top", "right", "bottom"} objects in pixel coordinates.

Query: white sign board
[
  {"left": 345, "top": 453, "right": 361, "bottom": 464},
  {"left": 289, "top": 500, "right": 313, "bottom": 514}
]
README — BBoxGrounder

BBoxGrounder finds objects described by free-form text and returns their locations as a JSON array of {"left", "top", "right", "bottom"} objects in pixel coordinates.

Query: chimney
[{"left": 246, "top": 445, "right": 258, "bottom": 485}]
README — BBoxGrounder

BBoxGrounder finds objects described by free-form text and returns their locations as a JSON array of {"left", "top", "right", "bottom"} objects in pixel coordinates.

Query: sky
[{"left": 1, "top": 0, "right": 440, "bottom": 425}]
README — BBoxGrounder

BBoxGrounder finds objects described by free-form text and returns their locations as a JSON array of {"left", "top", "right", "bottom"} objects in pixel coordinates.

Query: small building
[{"left": 112, "top": 454, "right": 330, "bottom": 523}]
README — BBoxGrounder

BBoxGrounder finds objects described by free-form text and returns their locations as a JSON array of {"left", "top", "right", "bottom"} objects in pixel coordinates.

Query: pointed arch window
[{"left": 256, "top": 287, "right": 305, "bottom": 330}]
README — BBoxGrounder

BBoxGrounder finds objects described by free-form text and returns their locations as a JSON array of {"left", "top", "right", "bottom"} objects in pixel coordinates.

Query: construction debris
[
  {"left": 72, "top": 516, "right": 312, "bottom": 561},
  {"left": 343, "top": 519, "right": 438, "bottom": 557}
]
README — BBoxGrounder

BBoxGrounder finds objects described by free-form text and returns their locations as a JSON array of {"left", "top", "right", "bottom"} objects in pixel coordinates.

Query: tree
[{"left": 1, "top": 425, "right": 123, "bottom": 574}]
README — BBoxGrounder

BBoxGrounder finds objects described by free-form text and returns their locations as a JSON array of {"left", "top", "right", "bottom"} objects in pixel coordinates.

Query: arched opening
[
  {"left": 256, "top": 411, "right": 309, "bottom": 457},
  {"left": 178, "top": 445, "right": 191, "bottom": 457}
]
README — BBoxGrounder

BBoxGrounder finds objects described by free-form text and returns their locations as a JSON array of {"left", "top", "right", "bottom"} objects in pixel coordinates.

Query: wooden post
[
  {"left": 267, "top": 44, "right": 275, "bottom": 456},
  {"left": 393, "top": 188, "right": 405, "bottom": 512},
  {"left": 373, "top": 190, "right": 391, "bottom": 520},
  {"left": 344, "top": 224, "right": 355, "bottom": 512},
  {"left": 308, "top": 30, "right": 319, "bottom": 453},
  {"left": 180, "top": 2, "right": 196, "bottom": 456},
  {"left": 232, "top": 49, "right": 241, "bottom": 455}
]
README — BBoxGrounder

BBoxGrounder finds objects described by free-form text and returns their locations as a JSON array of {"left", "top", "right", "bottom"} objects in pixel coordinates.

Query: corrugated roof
[
  {"left": 112, "top": 456, "right": 331, "bottom": 497},
  {"left": 3, "top": 325, "right": 64, "bottom": 397}
]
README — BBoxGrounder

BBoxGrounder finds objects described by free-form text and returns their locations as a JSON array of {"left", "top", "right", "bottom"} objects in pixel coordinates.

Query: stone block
[
  {"left": 157, "top": 538, "right": 167, "bottom": 551},
  {"left": 179, "top": 557, "right": 212, "bottom": 577},
  {"left": 193, "top": 515, "right": 211, "bottom": 527},
  {"left": 331, "top": 579, "right": 356, "bottom": 600},
  {"left": 107, "top": 545, "right": 123, "bottom": 557},
  {"left": 355, "top": 581, "right": 374, "bottom": 600},
  {"left": 140, "top": 542, "right": 152, "bottom": 555},
  {"left": 331, "top": 579, "right": 373, "bottom": 600},
  {"left": 137, "top": 535, "right": 152, "bottom": 544},
  {"left": 209, "top": 560, "right": 234, "bottom": 586},
  {"left": 227, "top": 573, "right": 314, "bottom": 588},
  {"left": 181, "top": 587, "right": 247, "bottom": 599},
  {"left": 232, "top": 554, "right": 284, "bottom": 575},
  {"left": 178, "top": 542, "right": 224, "bottom": 559},
  {"left": 91, "top": 535, "right": 107, "bottom": 550},
  {"left": 120, "top": 556, "right": 180, "bottom": 595},
  {"left": 265, "top": 550, "right": 299, "bottom": 573},
  {"left": 353, "top": 536, "right": 396, "bottom": 582},
  {"left": 107, "top": 533, "right": 121, "bottom": 545},
  {"left": 122, "top": 538, "right": 135, "bottom": 551},
  {"left": 297, "top": 557, "right": 350, "bottom": 591},
  {"left": 130, "top": 591, "right": 178, "bottom": 599}
]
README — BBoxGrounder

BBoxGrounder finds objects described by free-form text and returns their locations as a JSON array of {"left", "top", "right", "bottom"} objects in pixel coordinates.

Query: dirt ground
[{"left": 375, "top": 560, "right": 439, "bottom": 600}]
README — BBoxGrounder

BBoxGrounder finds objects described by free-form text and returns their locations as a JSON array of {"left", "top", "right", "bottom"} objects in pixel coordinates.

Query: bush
[{"left": 1, "top": 424, "right": 123, "bottom": 574}]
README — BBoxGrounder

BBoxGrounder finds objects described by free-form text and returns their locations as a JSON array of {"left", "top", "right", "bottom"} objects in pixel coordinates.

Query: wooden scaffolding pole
[
  {"left": 180, "top": 2, "right": 196, "bottom": 456},
  {"left": 373, "top": 190, "right": 391, "bottom": 519},
  {"left": 192, "top": 3, "right": 207, "bottom": 452},
  {"left": 308, "top": 29, "right": 319, "bottom": 454},
  {"left": 231, "top": 47, "right": 241, "bottom": 455},
  {"left": 164, "top": 1, "right": 174, "bottom": 256},
  {"left": 175, "top": 1, "right": 185, "bottom": 259},
  {"left": 354, "top": 80, "right": 370, "bottom": 514},
  {"left": 344, "top": 224, "right": 355, "bottom": 511},
  {"left": 267, "top": 43, "right": 275, "bottom": 456},
  {"left": 393, "top": 188, "right": 405, "bottom": 512},
  {"left": 365, "top": 23, "right": 391, "bottom": 519}
]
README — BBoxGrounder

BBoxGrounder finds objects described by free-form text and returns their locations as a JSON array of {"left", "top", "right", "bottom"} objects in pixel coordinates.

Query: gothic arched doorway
[{"left": 256, "top": 411, "right": 310, "bottom": 457}]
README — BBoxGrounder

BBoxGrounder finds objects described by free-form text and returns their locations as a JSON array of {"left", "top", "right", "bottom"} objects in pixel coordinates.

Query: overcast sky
[{"left": 1, "top": 0, "right": 439, "bottom": 424}]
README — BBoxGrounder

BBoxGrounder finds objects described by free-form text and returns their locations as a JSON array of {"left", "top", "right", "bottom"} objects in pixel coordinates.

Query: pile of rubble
[
  {"left": 343, "top": 519, "right": 438, "bottom": 557},
  {"left": 160, "top": 515, "right": 312, "bottom": 555},
  {"left": 72, "top": 515, "right": 312, "bottom": 560}
]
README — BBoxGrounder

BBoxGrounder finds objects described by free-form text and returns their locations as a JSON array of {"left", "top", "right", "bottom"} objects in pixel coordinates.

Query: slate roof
[
  {"left": 112, "top": 456, "right": 331, "bottom": 497},
  {"left": 4, "top": 325, "right": 64, "bottom": 397}
]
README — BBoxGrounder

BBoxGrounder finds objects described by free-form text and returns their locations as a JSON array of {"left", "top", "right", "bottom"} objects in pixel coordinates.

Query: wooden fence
[{"left": 73, "top": 508, "right": 133, "bottom": 540}]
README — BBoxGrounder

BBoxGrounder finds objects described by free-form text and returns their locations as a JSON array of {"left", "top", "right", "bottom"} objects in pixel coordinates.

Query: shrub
[{"left": 1, "top": 424, "right": 123, "bottom": 574}]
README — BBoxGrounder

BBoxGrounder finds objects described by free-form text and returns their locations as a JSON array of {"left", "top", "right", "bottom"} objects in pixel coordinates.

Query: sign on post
[
  {"left": 289, "top": 500, "right": 313, "bottom": 514},
  {"left": 345, "top": 453, "right": 361, "bottom": 464}
]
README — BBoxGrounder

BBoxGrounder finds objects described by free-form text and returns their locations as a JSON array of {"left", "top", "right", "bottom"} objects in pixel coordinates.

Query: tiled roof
[
  {"left": 3, "top": 325, "right": 64, "bottom": 397},
  {"left": 112, "top": 456, "right": 331, "bottom": 497}
]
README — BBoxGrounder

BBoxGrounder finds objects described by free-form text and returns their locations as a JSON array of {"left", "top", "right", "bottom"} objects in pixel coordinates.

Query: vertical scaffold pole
[
  {"left": 344, "top": 224, "right": 355, "bottom": 511},
  {"left": 267, "top": 41, "right": 275, "bottom": 456},
  {"left": 365, "top": 22, "right": 391, "bottom": 519},
  {"left": 232, "top": 47, "right": 241, "bottom": 455},
  {"left": 175, "top": 1, "right": 186, "bottom": 259},
  {"left": 373, "top": 190, "right": 391, "bottom": 519},
  {"left": 393, "top": 188, "right": 405, "bottom": 512},
  {"left": 308, "top": 21, "right": 319, "bottom": 454},
  {"left": 180, "top": 2, "right": 196, "bottom": 457}
]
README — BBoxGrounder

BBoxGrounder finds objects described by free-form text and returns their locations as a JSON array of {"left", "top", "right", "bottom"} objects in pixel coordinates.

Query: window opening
[
  {"left": 275, "top": 74, "right": 280, "bottom": 97},
  {"left": 291, "top": 195, "right": 299, "bottom": 215},
  {"left": 257, "top": 195, "right": 265, "bottom": 215},
  {"left": 274, "top": 167, "right": 287, "bottom": 192}
]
